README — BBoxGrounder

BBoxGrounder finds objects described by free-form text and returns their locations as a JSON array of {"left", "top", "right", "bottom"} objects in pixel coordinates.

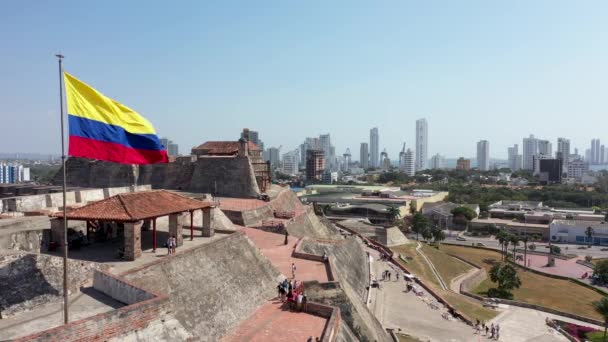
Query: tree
[
  {"left": 593, "top": 297, "right": 608, "bottom": 342},
  {"left": 488, "top": 263, "right": 522, "bottom": 299},
  {"left": 432, "top": 226, "right": 446, "bottom": 246},
  {"left": 421, "top": 226, "right": 434, "bottom": 242},
  {"left": 386, "top": 206, "right": 401, "bottom": 223},
  {"left": 510, "top": 235, "right": 520, "bottom": 262},
  {"left": 496, "top": 230, "right": 512, "bottom": 261},
  {"left": 594, "top": 260, "right": 608, "bottom": 285},
  {"left": 587, "top": 226, "right": 595, "bottom": 248},
  {"left": 411, "top": 213, "right": 429, "bottom": 240},
  {"left": 521, "top": 235, "right": 529, "bottom": 269}
]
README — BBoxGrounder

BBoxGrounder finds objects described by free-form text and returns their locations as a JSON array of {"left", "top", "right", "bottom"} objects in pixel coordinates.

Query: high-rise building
[
  {"left": 404, "top": 149, "right": 415, "bottom": 176},
  {"left": 476, "top": 140, "right": 490, "bottom": 171},
  {"left": 398, "top": 143, "right": 406, "bottom": 170},
  {"left": 567, "top": 159, "right": 589, "bottom": 180},
  {"left": 416, "top": 119, "right": 428, "bottom": 171},
  {"left": 538, "top": 140, "right": 552, "bottom": 157},
  {"left": 507, "top": 144, "right": 521, "bottom": 171},
  {"left": 360, "top": 143, "right": 369, "bottom": 169},
  {"left": 556, "top": 138, "right": 571, "bottom": 170},
  {"left": 537, "top": 159, "right": 563, "bottom": 184},
  {"left": 168, "top": 143, "right": 179, "bottom": 156},
  {"left": 456, "top": 158, "right": 471, "bottom": 170},
  {"left": 370, "top": 127, "right": 379, "bottom": 168},
  {"left": 300, "top": 137, "right": 321, "bottom": 167},
  {"left": 266, "top": 147, "right": 281, "bottom": 169},
  {"left": 591, "top": 139, "right": 601, "bottom": 164},
  {"left": 342, "top": 148, "right": 351, "bottom": 172},
  {"left": 380, "top": 149, "right": 390, "bottom": 170},
  {"left": 429, "top": 154, "right": 445, "bottom": 170},
  {"left": 306, "top": 150, "right": 325, "bottom": 182},
  {"left": 0, "top": 163, "right": 29, "bottom": 184},
  {"left": 523, "top": 135, "right": 539, "bottom": 170},
  {"left": 281, "top": 150, "right": 300, "bottom": 175},
  {"left": 601, "top": 145, "right": 606, "bottom": 165}
]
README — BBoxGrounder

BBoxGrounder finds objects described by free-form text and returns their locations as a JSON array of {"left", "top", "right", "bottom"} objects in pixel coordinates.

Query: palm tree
[
  {"left": 511, "top": 235, "right": 520, "bottom": 263},
  {"left": 593, "top": 297, "right": 608, "bottom": 342},
  {"left": 521, "top": 235, "right": 529, "bottom": 269},
  {"left": 587, "top": 226, "right": 595, "bottom": 248},
  {"left": 386, "top": 206, "right": 401, "bottom": 224},
  {"left": 496, "top": 231, "right": 507, "bottom": 261}
]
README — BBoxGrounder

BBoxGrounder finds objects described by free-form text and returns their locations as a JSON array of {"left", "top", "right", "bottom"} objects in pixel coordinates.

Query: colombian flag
[{"left": 64, "top": 73, "right": 168, "bottom": 164}]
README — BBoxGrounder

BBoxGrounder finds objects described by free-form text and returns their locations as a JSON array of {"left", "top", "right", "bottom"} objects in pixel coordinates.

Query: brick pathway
[
  {"left": 220, "top": 301, "right": 326, "bottom": 342},
  {"left": 218, "top": 198, "right": 268, "bottom": 211},
  {"left": 242, "top": 227, "right": 329, "bottom": 282},
  {"left": 514, "top": 253, "right": 590, "bottom": 279}
]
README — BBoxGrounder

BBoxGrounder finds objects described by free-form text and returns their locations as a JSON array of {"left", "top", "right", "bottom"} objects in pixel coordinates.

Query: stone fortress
[{"left": 0, "top": 129, "right": 401, "bottom": 342}]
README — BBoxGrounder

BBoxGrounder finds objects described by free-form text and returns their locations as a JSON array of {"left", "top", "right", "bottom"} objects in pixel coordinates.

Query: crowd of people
[
  {"left": 474, "top": 319, "right": 501, "bottom": 340},
  {"left": 277, "top": 278, "right": 307, "bottom": 312}
]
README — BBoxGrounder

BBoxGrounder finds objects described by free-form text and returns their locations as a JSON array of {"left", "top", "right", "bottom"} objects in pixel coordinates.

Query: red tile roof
[
  {"left": 192, "top": 141, "right": 260, "bottom": 155},
  {"left": 53, "top": 190, "right": 212, "bottom": 222}
]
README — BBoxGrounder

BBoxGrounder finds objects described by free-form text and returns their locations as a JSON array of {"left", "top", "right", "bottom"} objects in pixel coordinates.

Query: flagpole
[{"left": 56, "top": 53, "right": 69, "bottom": 324}]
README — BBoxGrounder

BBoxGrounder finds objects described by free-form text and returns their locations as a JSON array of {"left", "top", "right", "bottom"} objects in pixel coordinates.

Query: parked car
[{"left": 456, "top": 236, "right": 467, "bottom": 241}]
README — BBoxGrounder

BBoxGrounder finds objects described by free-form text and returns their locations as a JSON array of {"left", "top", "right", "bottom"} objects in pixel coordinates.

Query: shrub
[
  {"left": 550, "top": 245, "right": 561, "bottom": 255},
  {"left": 529, "top": 244, "right": 536, "bottom": 251},
  {"left": 585, "top": 255, "right": 593, "bottom": 263}
]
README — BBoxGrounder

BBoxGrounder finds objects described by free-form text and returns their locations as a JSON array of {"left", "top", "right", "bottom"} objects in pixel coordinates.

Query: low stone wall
[
  {"left": 1, "top": 185, "right": 150, "bottom": 213},
  {"left": 459, "top": 268, "right": 487, "bottom": 293},
  {"left": 15, "top": 291, "right": 167, "bottom": 342},
  {"left": 305, "top": 303, "right": 341, "bottom": 342},
  {"left": 93, "top": 270, "right": 156, "bottom": 305}
]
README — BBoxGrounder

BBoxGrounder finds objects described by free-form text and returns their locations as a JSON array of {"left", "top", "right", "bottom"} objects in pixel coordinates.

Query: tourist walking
[
  {"left": 490, "top": 323, "right": 495, "bottom": 339},
  {"left": 166, "top": 236, "right": 173, "bottom": 255},
  {"left": 302, "top": 291, "right": 308, "bottom": 312},
  {"left": 171, "top": 235, "right": 177, "bottom": 254},
  {"left": 291, "top": 263, "right": 297, "bottom": 278},
  {"left": 495, "top": 323, "right": 500, "bottom": 340},
  {"left": 284, "top": 230, "right": 289, "bottom": 245}
]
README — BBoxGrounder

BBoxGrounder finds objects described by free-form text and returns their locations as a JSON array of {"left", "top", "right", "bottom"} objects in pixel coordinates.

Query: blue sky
[{"left": 1, "top": 1, "right": 607, "bottom": 159}]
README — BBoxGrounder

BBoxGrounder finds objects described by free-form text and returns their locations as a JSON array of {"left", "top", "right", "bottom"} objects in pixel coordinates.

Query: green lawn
[
  {"left": 421, "top": 244, "right": 472, "bottom": 284},
  {"left": 441, "top": 244, "right": 605, "bottom": 321},
  {"left": 392, "top": 243, "right": 498, "bottom": 322}
]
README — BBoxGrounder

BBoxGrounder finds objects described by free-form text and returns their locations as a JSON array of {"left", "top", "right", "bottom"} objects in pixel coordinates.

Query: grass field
[
  {"left": 441, "top": 244, "right": 605, "bottom": 321},
  {"left": 392, "top": 242, "right": 498, "bottom": 322},
  {"left": 420, "top": 244, "right": 472, "bottom": 284}
]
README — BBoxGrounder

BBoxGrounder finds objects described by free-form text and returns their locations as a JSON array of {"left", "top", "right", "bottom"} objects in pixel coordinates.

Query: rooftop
[
  {"left": 192, "top": 141, "right": 260, "bottom": 155},
  {"left": 471, "top": 218, "right": 548, "bottom": 228},
  {"left": 53, "top": 190, "right": 212, "bottom": 222}
]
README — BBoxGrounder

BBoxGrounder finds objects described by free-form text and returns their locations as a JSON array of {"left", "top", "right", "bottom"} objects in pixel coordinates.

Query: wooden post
[
  {"left": 190, "top": 211, "right": 194, "bottom": 241},
  {"left": 153, "top": 218, "right": 157, "bottom": 252}
]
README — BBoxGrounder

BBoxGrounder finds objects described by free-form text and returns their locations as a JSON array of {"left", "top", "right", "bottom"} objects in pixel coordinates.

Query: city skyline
[{"left": 2, "top": 2, "right": 608, "bottom": 160}]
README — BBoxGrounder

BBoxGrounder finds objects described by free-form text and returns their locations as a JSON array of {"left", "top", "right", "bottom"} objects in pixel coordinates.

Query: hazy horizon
[{"left": 1, "top": 1, "right": 607, "bottom": 159}]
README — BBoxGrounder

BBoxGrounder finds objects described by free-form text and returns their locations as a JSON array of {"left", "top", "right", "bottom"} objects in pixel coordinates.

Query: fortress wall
[
  {"left": 58, "top": 157, "right": 261, "bottom": 198},
  {"left": 0, "top": 253, "right": 106, "bottom": 317},
  {"left": 286, "top": 207, "right": 342, "bottom": 240},
  {"left": 305, "top": 281, "right": 392, "bottom": 342},
  {"left": 300, "top": 237, "right": 369, "bottom": 301},
  {"left": 122, "top": 232, "right": 282, "bottom": 341}
]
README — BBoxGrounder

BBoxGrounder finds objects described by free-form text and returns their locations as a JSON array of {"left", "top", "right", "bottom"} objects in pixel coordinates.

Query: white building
[
  {"left": 538, "top": 140, "right": 552, "bottom": 157},
  {"left": 342, "top": 148, "right": 351, "bottom": 172},
  {"left": 507, "top": 144, "right": 521, "bottom": 171},
  {"left": 476, "top": 140, "right": 490, "bottom": 171},
  {"left": 370, "top": 127, "right": 379, "bottom": 168},
  {"left": 281, "top": 150, "right": 300, "bottom": 175},
  {"left": 567, "top": 159, "right": 589, "bottom": 180},
  {"left": 0, "top": 163, "right": 29, "bottom": 184},
  {"left": 429, "top": 153, "right": 445, "bottom": 170},
  {"left": 550, "top": 220, "right": 608, "bottom": 245},
  {"left": 322, "top": 170, "right": 338, "bottom": 184},
  {"left": 415, "top": 119, "right": 428, "bottom": 171},
  {"left": 591, "top": 139, "right": 601, "bottom": 165},
  {"left": 522, "top": 135, "right": 538, "bottom": 170},
  {"left": 557, "top": 137, "right": 571, "bottom": 169},
  {"left": 265, "top": 147, "right": 281, "bottom": 169},
  {"left": 404, "top": 148, "right": 415, "bottom": 176}
]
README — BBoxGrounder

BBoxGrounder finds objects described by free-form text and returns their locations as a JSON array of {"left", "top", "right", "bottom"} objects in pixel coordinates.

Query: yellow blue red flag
[{"left": 63, "top": 72, "right": 168, "bottom": 164}]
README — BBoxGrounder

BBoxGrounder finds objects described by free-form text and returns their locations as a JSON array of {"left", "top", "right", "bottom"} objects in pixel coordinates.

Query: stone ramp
[
  {"left": 220, "top": 301, "right": 327, "bottom": 342},
  {"left": 242, "top": 228, "right": 329, "bottom": 282},
  {"left": 122, "top": 232, "right": 282, "bottom": 342}
]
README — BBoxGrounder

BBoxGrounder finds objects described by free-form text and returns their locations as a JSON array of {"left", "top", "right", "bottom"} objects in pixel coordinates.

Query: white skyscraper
[
  {"left": 523, "top": 135, "right": 538, "bottom": 170},
  {"left": 557, "top": 138, "right": 571, "bottom": 170},
  {"left": 415, "top": 119, "right": 428, "bottom": 171},
  {"left": 281, "top": 149, "right": 300, "bottom": 175},
  {"left": 591, "top": 139, "right": 601, "bottom": 164},
  {"left": 404, "top": 148, "right": 415, "bottom": 176},
  {"left": 429, "top": 154, "right": 445, "bottom": 170},
  {"left": 507, "top": 144, "right": 521, "bottom": 171},
  {"left": 538, "top": 140, "right": 552, "bottom": 157},
  {"left": 342, "top": 148, "right": 351, "bottom": 172},
  {"left": 370, "top": 127, "right": 379, "bottom": 168},
  {"left": 476, "top": 140, "right": 490, "bottom": 171}
]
